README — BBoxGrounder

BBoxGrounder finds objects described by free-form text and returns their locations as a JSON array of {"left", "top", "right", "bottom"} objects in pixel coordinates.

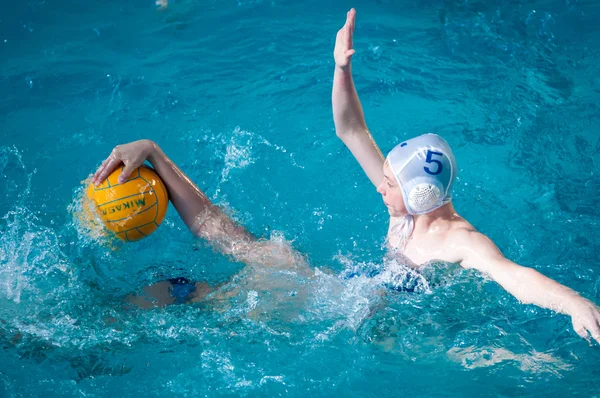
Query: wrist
[
  {"left": 565, "top": 294, "right": 587, "bottom": 315},
  {"left": 146, "top": 140, "right": 161, "bottom": 163},
  {"left": 335, "top": 64, "right": 352, "bottom": 74}
]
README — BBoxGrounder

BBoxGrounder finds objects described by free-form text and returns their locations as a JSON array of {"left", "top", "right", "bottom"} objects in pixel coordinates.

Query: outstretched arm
[
  {"left": 456, "top": 231, "right": 600, "bottom": 344},
  {"left": 92, "top": 140, "right": 304, "bottom": 269},
  {"left": 332, "top": 8, "right": 384, "bottom": 186}
]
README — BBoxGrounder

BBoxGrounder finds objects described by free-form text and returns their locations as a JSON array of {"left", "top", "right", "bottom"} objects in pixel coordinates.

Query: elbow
[
  {"left": 335, "top": 130, "right": 346, "bottom": 140},
  {"left": 335, "top": 128, "right": 356, "bottom": 141}
]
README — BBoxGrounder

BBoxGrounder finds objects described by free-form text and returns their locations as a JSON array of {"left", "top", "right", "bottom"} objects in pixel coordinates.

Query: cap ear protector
[{"left": 404, "top": 177, "right": 444, "bottom": 214}]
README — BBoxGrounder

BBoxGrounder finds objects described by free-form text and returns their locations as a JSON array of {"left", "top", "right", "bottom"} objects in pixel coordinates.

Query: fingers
[
  {"left": 572, "top": 315, "right": 600, "bottom": 345},
  {"left": 92, "top": 146, "right": 125, "bottom": 186},
  {"left": 119, "top": 164, "right": 136, "bottom": 184},
  {"left": 92, "top": 157, "right": 111, "bottom": 184},
  {"left": 590, "top": 316, "right": 600, "bottom": 345},
  {"left": 581, "top": 307, "right": 600, "bottom": 345},
  {"left": 572, "top": 317, "right": 591, "bottom": 343},
  {"left": 94, "top": 157, "right": 121, "bottom": 186},
  {"left": 345, "top": 9, "right": 355, "bottom": 49},
  {"left": 344, "top": 22, "right": 352, "bottom": 46},
  {"left": 574, "top": 327, "right": 591, "bottom": 344},
  {"left": 345, "top": 49, "right": 355, "bottom": 58},
  {"left": 348, "top": 8, "right": 356, "bottom": 32}
]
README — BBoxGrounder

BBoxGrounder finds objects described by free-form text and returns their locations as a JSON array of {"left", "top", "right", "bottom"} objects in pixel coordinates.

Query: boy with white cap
[
  {"left": 333, "top": 8, "right": 600, "bottom": 344},
  {"left": 91, "top": 8, "right": 600, "bottom": 344}
]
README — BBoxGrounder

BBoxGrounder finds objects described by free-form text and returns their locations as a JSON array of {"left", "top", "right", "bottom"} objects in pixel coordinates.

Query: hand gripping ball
[{"left": 87, "top": 165, "right": 168, "bottom": 241}]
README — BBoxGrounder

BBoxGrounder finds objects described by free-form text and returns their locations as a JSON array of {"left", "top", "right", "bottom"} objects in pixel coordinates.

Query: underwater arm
[
  {"left": 332, "top": 8, "right": 384, "bottom": 186},
  {"left": 458, "top": 231, "right": 600, "bottom": 344}
]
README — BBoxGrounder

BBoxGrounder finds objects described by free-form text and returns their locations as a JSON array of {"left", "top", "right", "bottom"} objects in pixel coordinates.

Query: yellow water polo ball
[{"left": 87, "top": 165, "right": 169, "bottom": 241}]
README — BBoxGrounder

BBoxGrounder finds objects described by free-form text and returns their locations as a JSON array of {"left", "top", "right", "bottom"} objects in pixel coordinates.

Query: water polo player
[
  {"left": 331, "top": 8, "right": 600, "bottom": 343},
  {"left": 90, "top": 8, "right": 600, "bottom": 344},
  {"left": 91, "top": 133, "right": 600, "bottom": 343}
]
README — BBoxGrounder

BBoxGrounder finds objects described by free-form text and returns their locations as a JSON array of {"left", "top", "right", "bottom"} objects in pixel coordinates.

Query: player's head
[{"left": 378, "top": 134, "right": 456, "bottom": 216}]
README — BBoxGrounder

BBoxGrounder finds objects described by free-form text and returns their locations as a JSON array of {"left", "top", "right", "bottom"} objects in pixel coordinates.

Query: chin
[
  {"left": 387, "top": 207, "right": 403, "bottom": 217},
  {"left": 394, "top": 204, "right": 410, "bottom": 217}
]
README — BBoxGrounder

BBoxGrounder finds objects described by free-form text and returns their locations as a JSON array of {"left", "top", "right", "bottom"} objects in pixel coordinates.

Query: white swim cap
[{"left": 386, "top": 134, "right": 457, "bottom": 215}]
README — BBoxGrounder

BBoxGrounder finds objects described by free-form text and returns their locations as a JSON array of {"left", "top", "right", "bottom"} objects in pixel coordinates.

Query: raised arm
[
  {"left": 333, "top": 8, "right": 384, "bottom": 186},
  {"left": 91, "top": 140, "right": 303, "bottom": 268},
  {"left": 456, "top": 231, "right": 600, "bottom": 344}
]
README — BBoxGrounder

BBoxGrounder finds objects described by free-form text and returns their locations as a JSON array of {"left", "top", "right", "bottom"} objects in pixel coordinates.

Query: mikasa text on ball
[{"left": 87, "top": 165, "right": 168, "bottom": 241}]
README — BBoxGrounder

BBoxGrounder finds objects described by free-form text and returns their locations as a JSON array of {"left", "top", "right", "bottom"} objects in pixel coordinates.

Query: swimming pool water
[{"left": 1, "top": 0, "right": 600, "bottom": 396}]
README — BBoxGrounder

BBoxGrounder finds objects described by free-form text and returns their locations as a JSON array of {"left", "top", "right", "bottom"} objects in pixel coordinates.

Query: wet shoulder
[
  {"left": 435, "top": 216, "right": 477, "bottom": 250},
  {"left": 448, "top": 214, "right": 476, "bottom": 233},
  {"left": 442, "top": 217, "right": 478, "bottom": 247}
]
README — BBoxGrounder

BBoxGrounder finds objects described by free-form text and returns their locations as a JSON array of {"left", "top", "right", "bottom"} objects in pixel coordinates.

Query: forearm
[
  {"left": 331, "top": 66, "right": 384, "bottom": 185},
  {"left": 145, "top": 142, "right": 309, "bottom": 270},
  {"left": 460, "top": 233, "right": 594, "bottom": 319},
  {"left": 502, "top": 267, "right": 583, "bottom": 315},
  {"left": 332, "top": 65, "right": 368, "bottom": 137},
  {"left": 146, "top": 142, "right": 255, "bottom": 253},
  {"left": 491, "top": 265, "right": 600, "bottom": 343}
]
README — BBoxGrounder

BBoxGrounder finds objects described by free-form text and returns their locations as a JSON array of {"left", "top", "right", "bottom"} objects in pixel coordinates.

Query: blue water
[{"left": 2, "top": 0, "right": 600, "bottom": 396}]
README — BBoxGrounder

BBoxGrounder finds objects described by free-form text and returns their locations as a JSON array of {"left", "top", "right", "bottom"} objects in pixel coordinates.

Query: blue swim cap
[{"left": 386, "top": 134, "right": 457, "bottom": 215}]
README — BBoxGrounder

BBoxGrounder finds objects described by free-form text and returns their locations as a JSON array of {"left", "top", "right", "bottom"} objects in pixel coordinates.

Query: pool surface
[{"left": 1, "top": 0, "right": 600, "bottom": 396}]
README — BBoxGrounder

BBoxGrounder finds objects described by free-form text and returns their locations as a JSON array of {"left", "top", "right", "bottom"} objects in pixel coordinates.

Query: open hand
[
  {"left": 570, "top": 299, "right": 600, "bottom": 345},
  {"left": 91, "top": 139, "right": 156, "bottom": 186},
  {"left": 334, "top": 8, "right": 356, "bottom": 70}
]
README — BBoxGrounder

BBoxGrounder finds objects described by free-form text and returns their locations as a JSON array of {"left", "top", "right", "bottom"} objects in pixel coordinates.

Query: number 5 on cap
[{"left": 424, "top": 150, "right": 443, "bottom": 175}]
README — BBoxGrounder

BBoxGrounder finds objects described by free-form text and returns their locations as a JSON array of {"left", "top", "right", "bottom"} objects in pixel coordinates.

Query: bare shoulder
[
  {"left": 439, "top": 215, "right": 476, "bottom": 240},
  {"left": 445, "top": 223, "right": 496, "bottom": 248},
  {"left": 445, "top": 224, "right": 505, "bottom": 270}
]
